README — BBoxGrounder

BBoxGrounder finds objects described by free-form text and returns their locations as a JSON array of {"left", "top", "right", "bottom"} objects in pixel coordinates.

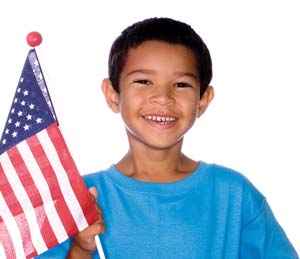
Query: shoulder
[
  {"left": 82, "top": 165, "right": 114, "bottom": 189},
  {"left": 204, "top": 162, "right": 266, "bottom": 226},
  {"left": 205, "top": 162, "right": 258, "bottom": 192},
  {"left": 207, "top": 162, "right": 265, "bottom": 200}
]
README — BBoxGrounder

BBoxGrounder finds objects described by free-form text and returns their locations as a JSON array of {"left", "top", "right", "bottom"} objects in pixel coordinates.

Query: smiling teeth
[{"left": 144, "top": 115, "right": 176, "bottom": 122}]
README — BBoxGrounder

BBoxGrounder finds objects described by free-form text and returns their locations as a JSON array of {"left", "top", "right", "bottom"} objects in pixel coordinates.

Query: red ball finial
[{"left": 26, "top": 31, "right": 43, "bottom": 47}]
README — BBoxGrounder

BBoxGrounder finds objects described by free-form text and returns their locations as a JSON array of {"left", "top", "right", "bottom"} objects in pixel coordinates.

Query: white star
[
  {"left": 21, "top": 100, "right": 26, "bottom": 106},
  {"left": 8, "top": 118, "right": 12, "bottom": 124},
  {"left": 5, "top": 129, "right": 9, "bottom": 134},
  {"left": 20, "top": 78, "right": 24, "bottom": 83},
  {"left": 15, "top": 121, "right": 20, "bottom": 127},
  {"left": 23, "top": 90, "right": 29, "bottom": 96},
  {"left": 11, "top": 108, "right": 15, "bottom": 114},
  {"left": 36, "top": 117, "right": 42, "bottom": 123},
  {"left": 14, "top": 98, "right": 18, "bottom": 103},
  {"left": 17, "top": 111, "right": 23, "bottom": 117},
  {"left": 23, "top": 124, "right": 30, "bottom": 131},
  {"left": 2, "top": 139, "right": 6, "bottom": 145},
  {"left": 29, "top": 103, "right": 35, "bottom": 109},
  {"left": 12, "top": 131, "right": 18, "bottom": 138},
  {"left": 26, "top": 114, "right": 32, "bottom": 120}
]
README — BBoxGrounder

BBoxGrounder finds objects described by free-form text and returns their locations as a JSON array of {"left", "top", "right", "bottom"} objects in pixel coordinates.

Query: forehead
[{"left": 123, "top": 40, "right": 198, "bottom": 77}]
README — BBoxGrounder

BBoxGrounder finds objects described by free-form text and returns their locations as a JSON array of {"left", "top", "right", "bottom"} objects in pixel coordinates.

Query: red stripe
[
  {"left": 8, "top": 141, "right": 58, "bottom": 250},
  {"left": 46, "top": 124, "right": 98, "bottom": 226},
  {"left": 28, "top": 129, "right": 80, "bottom": 236},
  {"left": 0, "top": 216, "right": 16, "bottom": 259},
  {"left": 0, "top": 160, "right": 37, "bottom": 257}
]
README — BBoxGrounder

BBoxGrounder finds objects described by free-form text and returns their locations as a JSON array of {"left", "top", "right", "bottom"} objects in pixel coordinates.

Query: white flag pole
[{"left": 95, "top": 235, "right": 106, "bottom": 259}]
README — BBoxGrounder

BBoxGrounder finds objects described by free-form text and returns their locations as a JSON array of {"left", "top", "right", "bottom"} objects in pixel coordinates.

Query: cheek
[
  {"left": 182, "top": 96, "right": 200, "bottom": 115},
  {"left": 120, "top": 89, "right": 146, "bottom": 107},
  {"left": 118, "top": 93, "right": 142, "bottom": 120}
]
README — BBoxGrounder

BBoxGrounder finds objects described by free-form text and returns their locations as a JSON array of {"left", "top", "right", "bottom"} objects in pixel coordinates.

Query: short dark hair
[{"left": 108, "top": 17, "right": 212, "bottom": 98}]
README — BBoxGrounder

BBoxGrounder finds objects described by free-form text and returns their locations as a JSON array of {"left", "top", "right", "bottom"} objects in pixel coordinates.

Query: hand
[{"left": 67, "top": 187, "right": 105, "bottom": 259}]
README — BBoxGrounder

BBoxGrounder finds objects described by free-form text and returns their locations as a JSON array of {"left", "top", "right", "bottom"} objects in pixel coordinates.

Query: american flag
[{"left": 0, "top": 49, "right": 98, "bottom": 258}]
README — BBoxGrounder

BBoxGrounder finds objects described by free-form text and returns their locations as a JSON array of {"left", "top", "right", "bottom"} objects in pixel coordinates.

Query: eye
[
  {"left": 174, "top": 82, "right": 192, "bottom": 88},
  {"left": 133, "top": 79, "right": 151, "bottom": 85}
]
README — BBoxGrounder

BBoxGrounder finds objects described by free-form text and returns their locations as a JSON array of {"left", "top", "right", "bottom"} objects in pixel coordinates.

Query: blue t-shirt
[{"left": 36, "top": 162, "right": 298, "bottom": 258}]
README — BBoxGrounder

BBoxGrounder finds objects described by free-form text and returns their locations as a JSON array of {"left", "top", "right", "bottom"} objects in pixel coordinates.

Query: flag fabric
[{"left": 0, "top": 49, "right": 98, "bottom": 258}]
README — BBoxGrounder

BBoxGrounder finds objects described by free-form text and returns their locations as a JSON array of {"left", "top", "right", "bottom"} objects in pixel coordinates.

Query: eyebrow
[
  {"left": 174, "top": 71, "right": 199, "bottom": 82},
  {"left": 124, "top": 69, "right": 151, "bottom": 76},
  {"left": 125, "top": 69, "right": 199, "bottom": 81}
]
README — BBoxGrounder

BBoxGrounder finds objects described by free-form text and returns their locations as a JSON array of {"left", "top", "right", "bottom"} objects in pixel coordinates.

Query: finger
[
  {"left": 76, "top": 220, "right": 105, "bottom": 241},
  {"left": 97, "top": 213, "right": 104, "bottom": 224},
  {"left": 74, "top": 222, "right": 106, "bottom": 252},
  {"left": 88, "top": 187, "right": 98, "bottom": 201},
  {"left": 89, "top": 220, "right": 106, "bottom": 235},
  {"left": 88, "top": 187, "right": 104, "bottom": 223},
  {"left": 94, "top": 204, "right": 102, "bottom": 217}
]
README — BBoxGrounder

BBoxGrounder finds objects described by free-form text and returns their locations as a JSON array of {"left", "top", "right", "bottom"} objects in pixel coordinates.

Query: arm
[
  {"left": 67, "top": 187, "right": 105, "bottom": 259},
  {"left": 240, "top": 201, "right": 298, "bottom": 259}
]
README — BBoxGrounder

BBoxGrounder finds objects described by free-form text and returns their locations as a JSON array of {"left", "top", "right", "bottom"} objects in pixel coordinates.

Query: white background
[{"left": 0, "top": 0, "right": 299, "bottom": 254}]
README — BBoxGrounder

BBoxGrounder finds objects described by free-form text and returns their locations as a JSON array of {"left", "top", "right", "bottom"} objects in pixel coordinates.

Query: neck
[{"left": 116, "top": 138, "right": 198, "bottom": 183}]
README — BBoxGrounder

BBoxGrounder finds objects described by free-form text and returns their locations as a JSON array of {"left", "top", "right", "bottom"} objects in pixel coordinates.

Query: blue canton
[{"left": 0, "top": 50, "right": 56, "bottom": 154}]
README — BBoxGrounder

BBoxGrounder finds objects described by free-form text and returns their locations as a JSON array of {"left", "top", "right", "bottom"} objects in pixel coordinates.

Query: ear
[
  {"left": 101, "top": 78, "right": 120, "bottom": 113},
  {"left": 197, "top": 85, "right": 214, "bottom": 118}
]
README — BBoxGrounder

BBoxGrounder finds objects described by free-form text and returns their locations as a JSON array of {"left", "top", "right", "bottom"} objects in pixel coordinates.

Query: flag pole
[
  {"left": 27, "top": 32, "right": 59, "bottom": 123},
  {"left": 95, "top": 235, "right": 106, "bottom": 259}
]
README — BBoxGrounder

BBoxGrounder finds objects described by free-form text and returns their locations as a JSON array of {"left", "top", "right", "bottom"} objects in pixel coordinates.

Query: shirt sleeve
[
  {"left": 240, "top": 200, "right": 298, "bottom": 259},
  {"left": 34, "top": 237, "right": 72, "bottom": 258},
  {"left": 34, "top": 236, "right": 101, "bottom": 259}
]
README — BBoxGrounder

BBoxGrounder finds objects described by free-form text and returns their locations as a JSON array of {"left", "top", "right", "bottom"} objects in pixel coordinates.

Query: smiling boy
[
  {"left": 102, "top": 39, "right": 213, "bottom": 183},
  {"left": 36, "top": 17, "right": 298, "bottom": 259}
]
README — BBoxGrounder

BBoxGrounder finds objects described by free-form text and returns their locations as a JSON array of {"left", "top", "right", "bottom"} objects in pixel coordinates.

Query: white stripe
[
  {"left": 18, "top": 140, "right": 68, "bottom": 243},
  {"left": 0, "top": 153, "right": 48, "bottom": 255},
  {"left": 37, "top": 129, "right": 89, "bottom": 230},
  {"left": 0, "top": 240, "right": 5, "bottom": 259},
  {"left": 0, "top": 191, "right": 26, "bottom": 259}
]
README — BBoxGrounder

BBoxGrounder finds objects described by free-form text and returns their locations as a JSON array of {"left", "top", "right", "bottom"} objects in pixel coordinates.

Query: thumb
[{"left": 88, "top": 187, "right": 98, "bottom": 202}]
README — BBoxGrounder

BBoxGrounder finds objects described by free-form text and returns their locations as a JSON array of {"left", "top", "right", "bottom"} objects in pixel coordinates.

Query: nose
[{"left": 149, "top": 85, "right": 175, "bottom": 106}]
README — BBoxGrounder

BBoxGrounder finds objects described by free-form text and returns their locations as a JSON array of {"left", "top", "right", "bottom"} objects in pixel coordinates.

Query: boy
[{"left": 37, "top": 17, "right": 298, "bottom": 258}]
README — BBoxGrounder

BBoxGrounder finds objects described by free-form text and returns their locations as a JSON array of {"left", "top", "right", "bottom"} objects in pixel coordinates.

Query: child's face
[{"left": 112, "top": 40, "right": 210, "bottom": 150}]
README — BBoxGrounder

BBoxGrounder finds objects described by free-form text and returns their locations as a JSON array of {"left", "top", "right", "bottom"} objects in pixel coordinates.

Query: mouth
[{"left": 143, "top": 115, "right": 177, "bottom": 125}]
